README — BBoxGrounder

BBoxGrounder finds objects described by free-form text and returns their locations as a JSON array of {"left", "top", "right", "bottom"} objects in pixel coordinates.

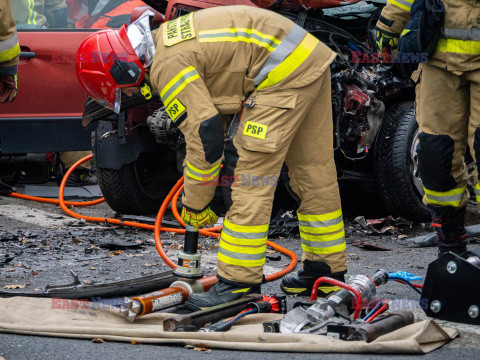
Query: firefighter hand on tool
[
  {"left": 0, "top": 74, "right": 17, "bottom": 103},
  {"left": 376, "top": 30, "right": 398, "bottom": 53},
  {"left": 181, "top": 206, "right": 218, "bottom": 228}
]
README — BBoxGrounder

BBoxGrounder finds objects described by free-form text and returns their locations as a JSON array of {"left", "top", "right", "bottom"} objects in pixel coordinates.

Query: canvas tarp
[{"left": 0, "top": 297, "right": 458, "bottom": 354}]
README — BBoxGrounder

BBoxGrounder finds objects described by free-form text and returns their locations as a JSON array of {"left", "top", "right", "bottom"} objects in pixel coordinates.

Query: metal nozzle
[{"left": 119, "top": 299, "right": 142, "bottom": 322}]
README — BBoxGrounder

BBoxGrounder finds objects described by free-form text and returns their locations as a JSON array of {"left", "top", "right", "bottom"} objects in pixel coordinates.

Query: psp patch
[
  {"left": 163, "top": 12, "right": 195, "bottom": 46},
  {"left": 243, "top": 121, "right": 268, "bottom": 140},
  {"left": 166, "top": 98, "right": 186, "bottom": 122}
]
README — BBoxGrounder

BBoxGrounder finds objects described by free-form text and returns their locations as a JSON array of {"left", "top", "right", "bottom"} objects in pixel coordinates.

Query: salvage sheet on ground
[{"left": 0, "top": 297, "right": 458, "bottom": 354}]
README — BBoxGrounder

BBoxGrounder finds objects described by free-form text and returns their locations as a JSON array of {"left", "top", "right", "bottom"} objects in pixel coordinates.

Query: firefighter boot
[
  {"left": 185, "top": 279, "right": 261, "bottom": 310},
  {"left": 432, "top": 206, "right": 468, "bottom": 257},
  {"left": 281, "top": 260, "right": 346, "bottom": 296}
]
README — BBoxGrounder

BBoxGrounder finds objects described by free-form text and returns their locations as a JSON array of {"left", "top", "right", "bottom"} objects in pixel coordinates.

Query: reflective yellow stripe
[
  {"left": 218, "top": 252, "right": 266, "bottom": 267},
  {"left": 387, "top": 0, "right": 413, "bottom": 12},
  {"left": 437, "top": 38, "right": 480, "bottom": 55},
  {"left": 298, "top": 209, "right": 344, "bottom": 234},
  {"left": 0, "top": 43, "right": 20, "bottom": 62},
  {"left": 257, "top": 33, "right": 318, "bottom": 90},
  {"left": 299, "top": 221, "right": 344, "bottom": 234},
  {"left": 301, "top": 229, "right": 345, "bottom": 242},
  {"left": 424, "top": 186, "right": 466, "bottom": 207},
  {"left": 160, "top": 66, "right": 199, "bottom": 106},
  {"left": 232, "top": 288, "right": 251, "bottom": 293},
  {"left": 224, "top": 219, "right": 269, "bottom": 234},
  {"left": 302, "top": 241, "right": 346, "bottom": 255},
  {"left": 185, "top": 160, "right": 220, "bottom": 182},
  {"left": 401, "top": 29, "right": 410, "bottom": 36},
  {"left": 476, "top": 183, "right": 480, "bottom": 202},
  {"left": 199, "top": 28, "right": 281, "bottom": 52},
  {"left": 219, "top": 240, "right": 266, "bottom": 255},
  {"left": 297, "top": 209, "right": 342, "bottom": 222}
]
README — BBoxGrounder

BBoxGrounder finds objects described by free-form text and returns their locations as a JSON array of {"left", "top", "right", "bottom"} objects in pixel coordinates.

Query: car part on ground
[
  {"left": 407, "top": 223, "right": 480, "bottom": 247},
  {"left": 0, "top": 269, "right": 177, "bottom": 299},
  {"left": 422, "top": 250, "right": 480, "bottom": 325}
]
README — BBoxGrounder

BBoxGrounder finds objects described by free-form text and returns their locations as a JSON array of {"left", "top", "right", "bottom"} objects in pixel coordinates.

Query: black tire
[
  {"left": 374, "top": 101, "right": 431, "bottom": 222},
  {"left": 96, "top": 150, "right": 180, "bottom": 215}
]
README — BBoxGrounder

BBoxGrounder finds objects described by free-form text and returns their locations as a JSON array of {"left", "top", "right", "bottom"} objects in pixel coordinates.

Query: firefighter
[
  {"left": 11, "top": 0, "right": 69, "bottom": 29},
  {"left": 376, "top": 1, "right": 479, "bottom": 256},
  {"left": 0, "top": 0, "right": 19, "bottom": 104},
  {"left": 76, "top": 6, "right": 347, "bottom": 308},
  {"left": 68, "top": 0, "right": 145, "bottom": 29}
]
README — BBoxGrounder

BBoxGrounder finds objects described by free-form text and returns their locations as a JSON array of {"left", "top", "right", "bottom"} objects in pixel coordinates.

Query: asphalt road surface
[{"left": 1, "top": 185, "right": 480, "bottom": 359}]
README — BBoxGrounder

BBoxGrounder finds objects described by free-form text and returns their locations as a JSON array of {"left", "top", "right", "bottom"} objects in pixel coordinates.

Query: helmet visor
[
  {"left": 126, "top": 10, "right": 156, "bottom": 68},
  {"left": 95, "top": 88, "right": 122, "bottom": 113}
]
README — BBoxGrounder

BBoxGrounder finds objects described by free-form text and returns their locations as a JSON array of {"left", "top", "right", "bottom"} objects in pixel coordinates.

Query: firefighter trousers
[
  {"left": 416, "top": 63, "right": 480, "bottom": 210},
  {"left": 217, "top": 69, "right": 347, "bottom": 285}
]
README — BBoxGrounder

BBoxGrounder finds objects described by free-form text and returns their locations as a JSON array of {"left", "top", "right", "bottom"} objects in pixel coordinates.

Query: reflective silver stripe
[
  {"left": 91, "top": 0, "right": 110, "bottom": 16},
  {"left": 443, "top": 28, "right": 480, "bottom": 41},
  {"left": 425, "top": 193, "right": 463, "bottom": 203},
  {"left": 0, "top": 31, "right": 19, "bottom": 53},
  {"left": 298, "top": 215, "right": 343, "bottom": 229},
  {"left": 253, "top": 24, "right": 306, "bottom": 86},
  {"left": 218, "top": 247, "right": 266, "bottom": 261},
  {"left": 301, "top": 237, "right": 345, "bottom": 249},
  {"left": 222, "top": 227, "right": 268, "bottom": 240}
]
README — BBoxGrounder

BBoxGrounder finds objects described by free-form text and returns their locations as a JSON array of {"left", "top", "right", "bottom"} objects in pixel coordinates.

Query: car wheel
[
  {"left": 374, "top": 101, "right": 431, "bottom": 222},
  {"left": 96, "top": 150, "right": 180, "bottom": 215}
]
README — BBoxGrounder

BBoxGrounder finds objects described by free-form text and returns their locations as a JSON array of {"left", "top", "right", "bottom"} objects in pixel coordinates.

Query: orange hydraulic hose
[{"left": 8, "top": 154, "right": 297, "bottom": 282}]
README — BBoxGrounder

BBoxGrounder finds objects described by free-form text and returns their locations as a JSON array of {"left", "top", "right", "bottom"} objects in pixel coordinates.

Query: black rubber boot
[
  {"left": 431, "top": 206, "right": 468, "bottom": 257},
  {"left": 185, "top": 279, "right": 261, "bottom": 311},
  {"left": 65, "top": 169, "right": 97, "bottom": 186},
  {"left": 281, "top": 260, "right": 346, "bottom": 297}
]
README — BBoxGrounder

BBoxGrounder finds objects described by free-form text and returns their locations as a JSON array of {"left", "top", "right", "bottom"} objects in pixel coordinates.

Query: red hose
[{"left": 9, "top": 154, "right": 297, "bottom": 283}]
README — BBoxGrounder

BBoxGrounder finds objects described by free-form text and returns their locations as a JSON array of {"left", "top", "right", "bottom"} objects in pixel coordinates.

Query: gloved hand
[
  {"left": 0, "top": 74, "right": 17, "bottom": 103},
  {"left": 376, "top": 30, "right": 398, "bottom": 52},
  {"left": 181, "top": 206, "right": 218, "bottom": 228}
]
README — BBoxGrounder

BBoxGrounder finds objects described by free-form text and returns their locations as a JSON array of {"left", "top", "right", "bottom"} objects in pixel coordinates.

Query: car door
[{"left": 0, "top": 9, "right": 95, "bottom": 154}]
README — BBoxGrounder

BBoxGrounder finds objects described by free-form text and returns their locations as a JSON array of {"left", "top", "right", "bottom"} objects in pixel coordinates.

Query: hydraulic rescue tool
[
  {"left": 422, "top": 250, "right": 480, "bottom": 325},
  {"left": 324, "top": 311, "right": 414, "bottom": 342},
  {"left": 277, "top": 270, "right": 406, "bottom": 335},
  {"left": 163, "top": 295, "right": 285, "bottom": 332},
  {"left": 120, "top": 226, "right": 217, "bottom": 321}
]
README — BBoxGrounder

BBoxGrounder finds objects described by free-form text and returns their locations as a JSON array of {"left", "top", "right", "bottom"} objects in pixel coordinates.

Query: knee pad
[
  {"left": 417, "top": 132, "right": 456, "bottom": 191},
  {"left": 199, "top": 113, "right": 224, "bottom": 164}
]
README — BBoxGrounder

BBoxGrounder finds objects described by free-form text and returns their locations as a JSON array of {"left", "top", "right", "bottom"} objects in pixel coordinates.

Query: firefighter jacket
[
  {"left": 12, "top": 0, "right": 68, "bottom": 29},
  {"left": 0, "top": 0, "right": 20, "bottom": 75},
  {"left": 147, "top": 5, "right": 335, "bottom": 211},
  {"left": 377, "top": 0, "right": 480, "bottom": 72}
]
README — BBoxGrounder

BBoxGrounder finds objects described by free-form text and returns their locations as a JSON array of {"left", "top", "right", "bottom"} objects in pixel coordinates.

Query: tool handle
[{"left": 354, "top": 311, "right": 414, "bottom": 342}]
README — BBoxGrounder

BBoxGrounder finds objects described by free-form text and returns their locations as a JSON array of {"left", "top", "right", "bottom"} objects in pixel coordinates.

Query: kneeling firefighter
[
  {"left": 376, "top": 0, "right": 480, "bottom": 256},
  {"left": 76, "top": 5, "right": 347, "bottom": 308}
]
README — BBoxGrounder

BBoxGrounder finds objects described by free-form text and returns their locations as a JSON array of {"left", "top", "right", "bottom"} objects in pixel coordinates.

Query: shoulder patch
[
  {"left": 166, "top": 98, "right": 186, "bottom": 122},
  {"left": 163, "top": 12, "right": 195, "bottom": 47}
]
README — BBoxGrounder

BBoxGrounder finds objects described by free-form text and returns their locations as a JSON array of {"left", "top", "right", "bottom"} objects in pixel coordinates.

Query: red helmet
[{"left": 75, "top": 24, "right": 145, "bottom": 112}]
